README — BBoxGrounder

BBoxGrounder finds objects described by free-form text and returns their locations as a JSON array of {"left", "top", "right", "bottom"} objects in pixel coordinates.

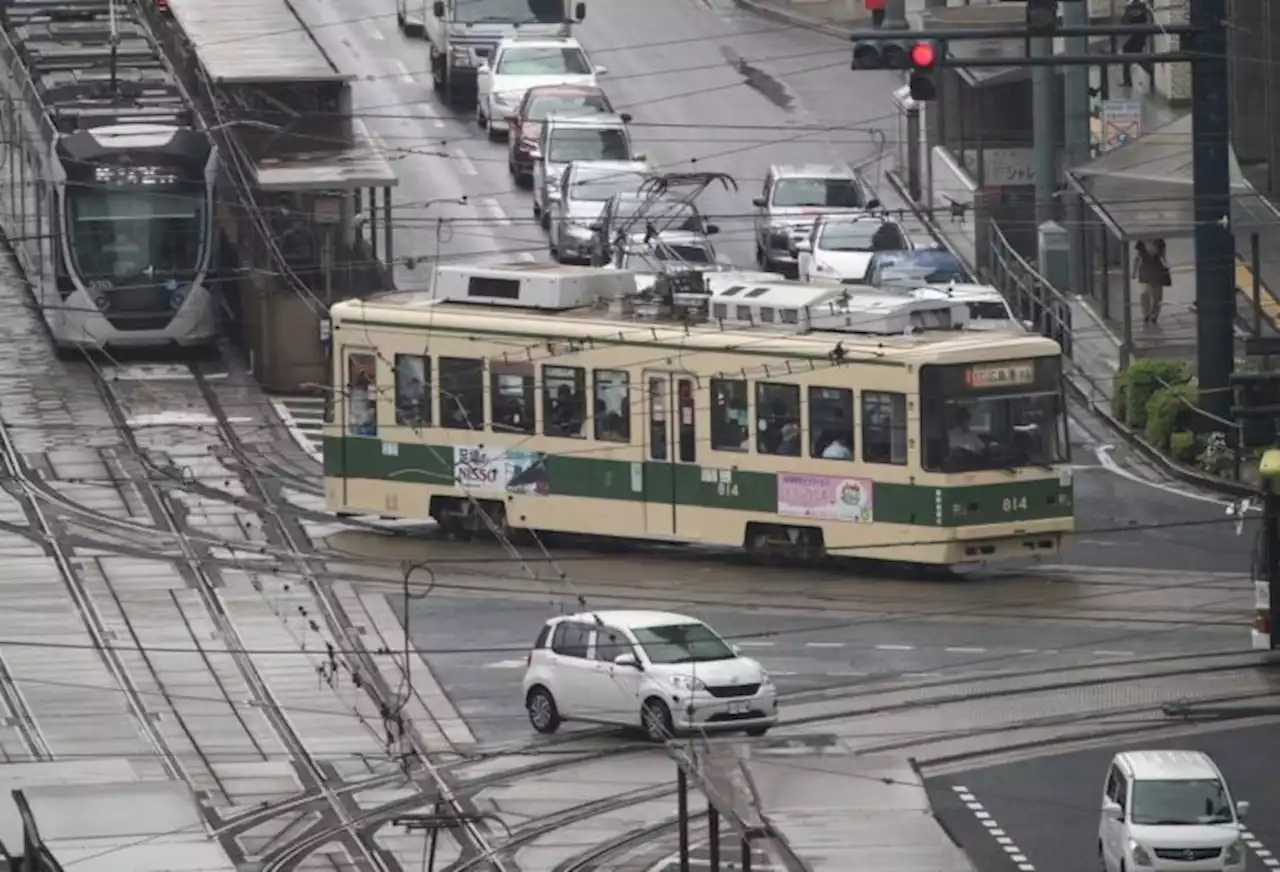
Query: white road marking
[
  {"left": 824, "top": 670, "right": 867, "bottom": 677},
  {"left": 952, "top": 786, "right": 1035, "bottom": 872},
  {"left": 483, "top": 659, "right": 526, "bottom": 669},
  {"left": 271, "top": 399, "right": 324, "bottom": 463},
  {"left": 902, "top": 672, "right": 941, "bottom": 678},
  {"left": 361, "top": 18, "right": 385, "bottom": 40},
  {"left": 421, "top": 104, "right": 446, "bottom": 129},
  {"left": 944, "top": 646, "right": 986, "bottom": 653},
  {"left": 476, "top": 197, "right": 511, "bottom": 226},
  {"left": 1094, "top": 444, "right": 1228, "bottom": 506},
  {"left": 1092, "top": 650, "right": 1134, "bottom": 656},
  {"left": 875, "top": 644, "right": 914, "bottom": 651},
  {"left": 1242, "top": 828, "right": 1280, "bottom": 867},
  {"left": 452, "top": 147, "right": 477, "bottom": 175},
  {"left": 1015, "top": 648, "right": 1040, "bottom": 654},
  {"left": 396, "top": 59, "right": 415, "bottom": 84},
  {"left": 735, "top": 641, "right": 774, "bottom": 647},
  {"left": 804, "top": 641, "right": 844, "bottom": 648},
  {"left": 767, "top": 670, "right": 798, "bottom": 676}
]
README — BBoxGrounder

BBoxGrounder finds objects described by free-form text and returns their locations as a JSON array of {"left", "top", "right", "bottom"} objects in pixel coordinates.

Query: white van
[{"left": 1099, "top": 750, "right": 1248, "bottom": 872}]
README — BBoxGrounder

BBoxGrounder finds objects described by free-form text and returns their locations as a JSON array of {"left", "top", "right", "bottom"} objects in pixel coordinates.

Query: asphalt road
[
  {"left": 925, "top": 722, "right": 1280, "bottom": 872},
  {"left": 397, "top": 593, "right": 1240, "bottom": 745}
]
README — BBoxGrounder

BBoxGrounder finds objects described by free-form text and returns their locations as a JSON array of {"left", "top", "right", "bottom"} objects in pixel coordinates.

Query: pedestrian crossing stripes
[{"left": 271, "top": 395, "right": 324, "bottom": 462}]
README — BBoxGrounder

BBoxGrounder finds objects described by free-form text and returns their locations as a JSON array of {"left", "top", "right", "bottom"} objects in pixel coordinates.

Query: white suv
[
  {"left": 522, "top": 610, "right": 778, "bottom": 741},
  {"left": 1099, "top": 750, "right": 1249, "bottom": 872}
]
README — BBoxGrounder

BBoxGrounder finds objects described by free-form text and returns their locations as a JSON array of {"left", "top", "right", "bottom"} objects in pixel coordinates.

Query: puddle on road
[{"left": 720, "top": 46, "right": 795, "bottom": 110}]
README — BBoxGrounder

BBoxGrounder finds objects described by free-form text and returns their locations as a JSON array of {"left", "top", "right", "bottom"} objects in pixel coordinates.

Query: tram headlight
[
  {"left": 94, "top": 295, "right": 109, "bottom": 311},
  {"left": 170, "top": 290, "right": 186, "bottom": 310}
]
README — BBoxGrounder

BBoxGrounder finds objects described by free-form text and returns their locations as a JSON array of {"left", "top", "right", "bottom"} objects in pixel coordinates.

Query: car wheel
[
  {"left": 642, "top": 697, "right": 674, "bottom": 742},
  {"left": 745, "top": 725, "right": 770, "bottom": 737},
  {"left": 755, "top": 243, "right": 770, "bottom": 271},
  {"left": 526, "top": 686, "right": 561, "bottom": 734},
  {"left": 540, "top": 210, "right": 551, "bottom": 231},
  {"left": 486, "top": 116, "right": 502, "bottom": 142},
  {"left": 476, "top": 101, "right": 487, "bottom": 129}
]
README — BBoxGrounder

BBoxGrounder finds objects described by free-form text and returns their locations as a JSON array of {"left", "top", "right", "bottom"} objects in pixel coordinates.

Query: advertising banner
[
  {"left": 777, "top": 473, "right": 873, "bottom": 523},
  {"left": 453, "top": 446, "right": 549, "bottom": 496}
]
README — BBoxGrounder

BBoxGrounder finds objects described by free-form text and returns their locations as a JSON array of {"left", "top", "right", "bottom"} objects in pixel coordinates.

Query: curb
[
  {"left": 883, "top": 171, "right": 1256, "bottom": 500},
  {"left": 730, "top": 0, "right": 853, "bottom": 38}
]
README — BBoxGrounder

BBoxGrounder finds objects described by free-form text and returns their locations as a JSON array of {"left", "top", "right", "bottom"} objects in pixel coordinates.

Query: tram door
[
  {"left": 341, "top": 348, "right": 380, "bottom": 509},
  {"left": 643, "top": 371, "right": 700, "bottom": 537}
]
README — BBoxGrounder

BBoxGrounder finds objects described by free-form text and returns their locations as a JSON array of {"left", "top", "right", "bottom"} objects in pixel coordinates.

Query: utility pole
[
  {"left": 884, "top": 0, "right": 907, "bottom": 30},
  {"left": 1062, "top": 0, "right": 1091, "bottom": 295},
  {"left": 1190, "top": 0, "right": 1235, "bottom": 420},
  {"left": 1032, "top": 35, "right": 1057, "bottom": 227}
]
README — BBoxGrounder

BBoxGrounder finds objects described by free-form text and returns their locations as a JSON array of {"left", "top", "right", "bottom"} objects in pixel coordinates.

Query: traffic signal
[
  {"left": 851, "top": 39, "right": 906, "bottom": 70},
  {"left": 1025, "top": 0, "right": 1059, "bottom": 33},
  {"left": 908, "top": 40, "right": 939, "bottom": 101}
]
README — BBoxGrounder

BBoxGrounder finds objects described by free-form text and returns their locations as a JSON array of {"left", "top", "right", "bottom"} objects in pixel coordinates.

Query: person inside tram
[{"left": 947, "top": 407, "right": 984, "bottom": 457}]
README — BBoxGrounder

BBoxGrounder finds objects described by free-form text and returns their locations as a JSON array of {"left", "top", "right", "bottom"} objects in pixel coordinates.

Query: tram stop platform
[{"left": 674, "top": 739, "right": 976, "bottom": 871}]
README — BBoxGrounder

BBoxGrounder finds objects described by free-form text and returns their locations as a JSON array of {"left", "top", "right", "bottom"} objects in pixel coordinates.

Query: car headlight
[
  {"left": 493, "top": 91, "right": 517, "bottom": 107},
  {"left": 1128, "top": 841, "right": 1153, "bottom": 867},
  {"left": 669, "top": 675, "right": 706, "bottom": 691},
  {"left": 1225, "top": 841, "right": 1245, "bottom": 865},
  {"left": 760, "top": 671, "right": 774, "bottom": 687}
]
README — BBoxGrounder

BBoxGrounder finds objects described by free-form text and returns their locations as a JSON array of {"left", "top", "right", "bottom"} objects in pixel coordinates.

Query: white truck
[{"left": 396, "top": 0, "right": 586, "bottom": 106}]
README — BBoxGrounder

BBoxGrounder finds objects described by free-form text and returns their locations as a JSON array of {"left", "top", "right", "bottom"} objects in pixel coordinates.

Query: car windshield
[
  {"left": 569, "top": 170, "right": 646, "bottom": 202},
  {"left": 457, "top": 0, "right": 565, "bottom": 24},
  {"left": 1131, "top": 779, "right": 1234, "bottom": 826},
  {"left": 875, "top": 250, "right": 968, "bottom": 288},
  {"left": 547, "top": 128, "right": 629, "bottom": 163},
  {"left": 622, "top": 244, "right": 713, "bottom": 269},
  {"left": 771, "top": 177, "right": 864, "bottom": 208},
  {"left": 968, "top": 300, "right": 1013, "bottom": 321},
  {"left": 632, "top": 623, "right": 736, "bottom": 664},
  {"left": 610, "top": 198, "right": 702, "bottom": 233},
  {"left": 819, "top": 221, "right": 906, "bottom": 252},
  {"left": 527, "top": 93, "right": 610, "bottom": 121},
  {"left": 496, "top": 47, "right": 591, "bottom": 75}
]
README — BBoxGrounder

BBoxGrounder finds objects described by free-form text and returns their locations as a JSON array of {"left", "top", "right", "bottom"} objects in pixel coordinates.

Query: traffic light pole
[
  {"left": 1062, "top": 0, "right": 1091, "bottom": 299},
  {"left": 1032, "top": 36, "right": 1056, "bottom": 226}
]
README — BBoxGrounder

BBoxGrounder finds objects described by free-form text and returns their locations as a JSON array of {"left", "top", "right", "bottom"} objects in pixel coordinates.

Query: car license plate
[{"left": 728, "top": 702, "right": 750, "bottom": 714}]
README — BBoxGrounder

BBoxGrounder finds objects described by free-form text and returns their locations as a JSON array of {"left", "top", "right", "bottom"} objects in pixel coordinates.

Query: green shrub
[
  {"left": 1115, "top": 358, "right": 1190, "bottom": 429},
  {"left": 1169, "top": 429, "right": 1197, "bottom": 462},
  {"left": 1144, "top": 381, "right": 1196, "bottom": 449}
]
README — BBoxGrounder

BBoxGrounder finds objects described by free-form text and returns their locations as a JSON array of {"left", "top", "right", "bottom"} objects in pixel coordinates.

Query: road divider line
[
  {"left": 945, "top": 646, "right": 986, "bottom": 653},
  {"left": 876, "top": 644, "right": 914, "bottom": 651},
  {"left": 736, "top": 641, "right": 774, "bottom": 647},
  {"left": 805, "top": 641, "right": 844, "bottom": 648},
  {"left": 421, "top": 104, "right": 446, "bottom": 129},
  {"left": 395, "top": 59, "right": 415, "bottom": 84},
  {"left": 476, "top": 198, "right": 511, "bottom": 226},
  {"left": 1092, "top": 650, "right": 1134, "bottom": 656},
  {"left": 1242, "top": 827, "right": 1279, "bottom": 868},
  {"left": 451, "top": 147, "right": 477, "bottom": 175},
  {"left": 951, "top": 785, "right": 1035, "bottom": 872},
  {"left": 361, "top": 18, "right": 385, "bottom": 40}
]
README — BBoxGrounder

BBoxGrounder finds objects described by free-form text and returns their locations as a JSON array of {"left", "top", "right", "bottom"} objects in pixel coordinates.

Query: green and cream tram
[{"left": 323, "top": 264, "right": 1074, "bottom": 565}]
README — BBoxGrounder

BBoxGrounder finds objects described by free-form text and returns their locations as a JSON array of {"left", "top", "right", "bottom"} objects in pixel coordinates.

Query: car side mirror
[
  {"left": 795, "top": 239, "right": 812, "bottom": 253},
  {"left": 477, "top": 62, "right": 489, "bottom": 74},
  {"left": 613, "top": 652, "right": 641, "bottom": 669},
  {"left": 433, "top": 0, "right": 444, "bottom": 17},
  {"left": 866, "top": 197, "right": 881, "bottom": 209},
  {"left": 632, "top": 152, "right": 646, "bottom": 162},
  {"left": 1237, "top": 800, "right": 1250, "bottom": 818},
  {"left": 528, "top": 148, "right": 542, "bottom": 160},
  {"left": 595, "top": 65, "right": 609, "bottom": 75},
  {"left": 731, "top": 644, "right": 742, "bottom": 654},
  {"left": 574, "top": 1, "right": 586, "bottom": 19},
  {"left": 1102, "top": 800, "right": 1123, "bottom": 821},
  {"left": 620, "top": 112, "right": 633, "bottom": 123},
  {"left": 1021, "top": 319, "right": 1035, "bottom": 331},
  {"left": 705, "top": 224, "right": 719, "bottom": 235},
  {"left": 752, "top": 197, "right": 766, "bottom": 208}
]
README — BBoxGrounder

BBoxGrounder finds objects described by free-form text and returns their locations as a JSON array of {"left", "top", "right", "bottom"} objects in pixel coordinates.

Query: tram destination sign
[{"left": 964, "top": 361, "right": 1036, "bottom": 389}]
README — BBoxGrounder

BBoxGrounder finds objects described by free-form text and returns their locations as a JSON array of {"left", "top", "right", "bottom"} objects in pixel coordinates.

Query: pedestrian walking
[{"left": 1134, "top": 239, "right": 1170, "bottom": 325}]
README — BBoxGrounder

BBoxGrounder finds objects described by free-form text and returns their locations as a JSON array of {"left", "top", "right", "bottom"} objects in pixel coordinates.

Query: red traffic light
[{"left": 909, "top": 41, "right": 937, "bottom": 68}]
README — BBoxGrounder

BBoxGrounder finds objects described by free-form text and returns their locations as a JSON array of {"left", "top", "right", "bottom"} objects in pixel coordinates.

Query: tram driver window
[
  {"left": 544, "top": 366, "right": 587, "bottom": 438},
  {"left": 439, "top": 357, "right": 485, "bottom": 430},
  {"left": 862, "top": 391, "right": 908, "bottom": 465},
  {"left": 593, "top": 370, "right": 630, "bottom": 442},
  {"left": 809, "top": 387, "right": 854, "bottom": 459},
  {"left": 394, "top": 354, "right": 432, "bottom": 427},
  {"left": 710, "top": 378, "right": 749, "bottom": 451},
  {"left": 346, "top": 353, "right": 378, "bottom": 438},
  {"left": 491, "top": 367, "right": 536, "bottom": 434},
  {"left": 756, "top": 382, "right": 801, "bottom": 456}
]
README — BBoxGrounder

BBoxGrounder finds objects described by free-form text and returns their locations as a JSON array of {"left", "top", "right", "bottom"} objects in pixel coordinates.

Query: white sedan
[
  {"left": 476, "top": 37, "right": 606, "bottom": 141},
  {"left": 796, "top": 215, "right": 912, "bottom": 282}
]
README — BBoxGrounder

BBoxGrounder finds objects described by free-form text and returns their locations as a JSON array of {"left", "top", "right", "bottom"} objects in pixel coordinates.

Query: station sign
[{"left": 964, "top": 360, "right": 1036, "bottom": 389}]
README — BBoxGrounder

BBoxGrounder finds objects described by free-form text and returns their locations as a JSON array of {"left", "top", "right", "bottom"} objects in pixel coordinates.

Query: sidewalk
[{"left": 732, "top": 0, "right": 871, "bottom": 34}]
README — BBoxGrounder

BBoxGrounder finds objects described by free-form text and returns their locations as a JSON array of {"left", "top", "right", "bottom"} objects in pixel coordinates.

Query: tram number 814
[{"left": 1002, "top": 496, "right": 1029, "bottom": 513}]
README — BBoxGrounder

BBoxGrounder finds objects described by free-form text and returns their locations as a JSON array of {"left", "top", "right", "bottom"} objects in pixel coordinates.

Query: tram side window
[
  {"left": 439, "top": 357, "right": 485, "bottom": 430},
  {"left": 593, "top": 370, "right": 630, "bottom": 442},
  {"left": 394, "top": 354, "right": 432, "bottom": 427},
  {"left": 491, "top": 367, "right": 536, "bottom": 434},
  {"left": 756, "top": 382, "right": 801, "bottom": 456},
  {"left": 809, "top": 387, "right": 854, "bottom": 459},
  {"left": 544, "top": 366, "right": 587, "bottom": 438},
  {"left": 710, "top": 378, "right": 749, "bottom": 452},
  {"left": 862, "top": 391, "right": 908, "bottom": 465},
  {"left": 346, "top": 352, "right": 378, "bottom": 438}
]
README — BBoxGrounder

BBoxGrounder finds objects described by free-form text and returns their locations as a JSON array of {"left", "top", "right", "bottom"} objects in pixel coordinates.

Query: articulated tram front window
[
  {"left": 920, "top": 359, "right": 1069, "bottom": 472},
  {"left": 67, "top": 184, "right": 204, "bottom": 288}
]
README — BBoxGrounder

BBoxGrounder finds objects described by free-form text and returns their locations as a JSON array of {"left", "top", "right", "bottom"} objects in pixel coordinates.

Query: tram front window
[
  {"left": 67, "top": 186, "right": 204, "bottom": 286},
  {"left": 920, "top": 360, "right": 1069, "bottom": 473}
]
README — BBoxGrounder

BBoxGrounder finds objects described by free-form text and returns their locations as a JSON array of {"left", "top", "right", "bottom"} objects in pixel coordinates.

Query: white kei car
[
  {"left": 1099, "top": 750, "right": 1249, "bottom": 872},
  {"left": 522, "top": 610, "right": 778, "bottom": 740}
]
